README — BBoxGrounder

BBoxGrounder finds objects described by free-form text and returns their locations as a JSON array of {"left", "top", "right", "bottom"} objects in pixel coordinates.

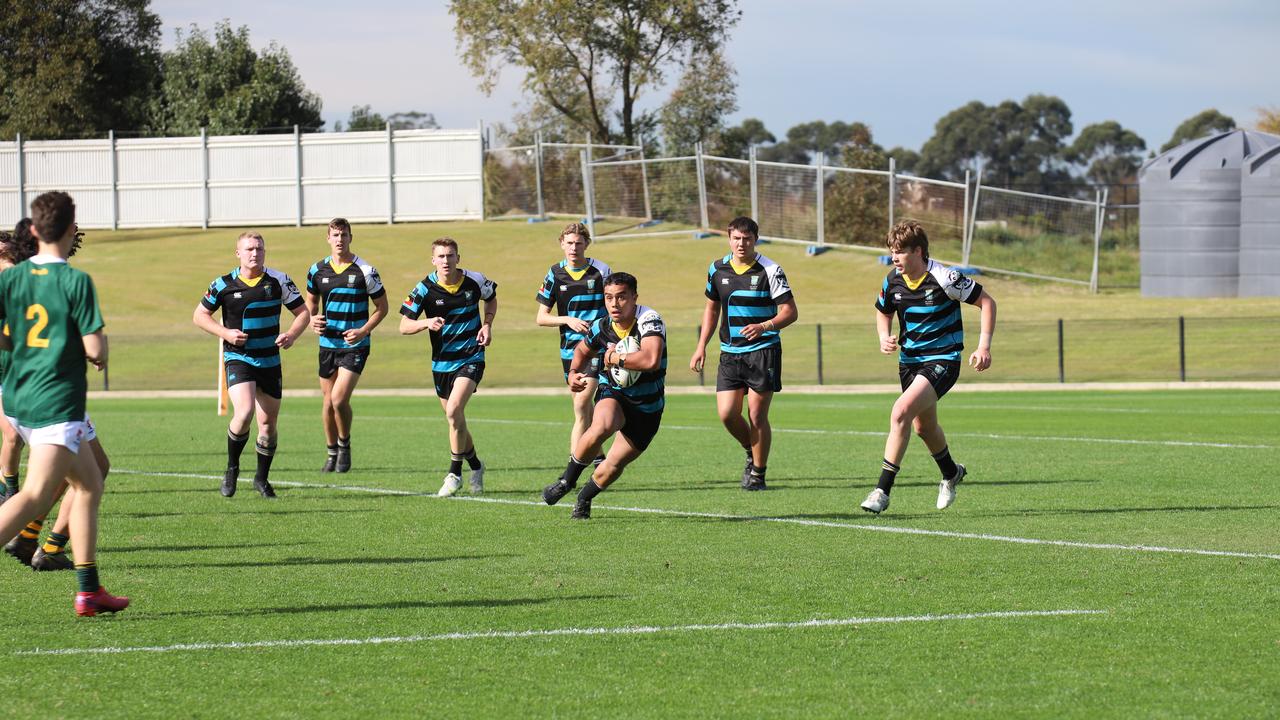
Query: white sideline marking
[
  {"left": 112, "top": 470, "right": 1280, "bottom": 561},
  {"left": 17, "top": 609, "right": 1106, "bottom": 656}
]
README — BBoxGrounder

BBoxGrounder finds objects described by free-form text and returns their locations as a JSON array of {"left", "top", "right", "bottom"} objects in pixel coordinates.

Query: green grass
[
  {"left": 69, "top": 220, "right": 1280, "bottom": 390},
  {"left": 2, "top": 390, "right": 1278, "bottom": 717}
]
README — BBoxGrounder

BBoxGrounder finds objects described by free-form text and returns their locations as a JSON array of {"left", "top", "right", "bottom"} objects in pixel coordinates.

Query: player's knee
[{"left": 890, "top": 405, "right": 914, "bottom": 428}]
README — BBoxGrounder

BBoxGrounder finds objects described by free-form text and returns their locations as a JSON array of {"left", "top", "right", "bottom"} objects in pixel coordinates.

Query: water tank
[
  {"left": 1139, "top": 130, "right": 1280, "bottom": 297},
  {"left": 1240, "top": 144, "right": 1280, "bottom": 296}
]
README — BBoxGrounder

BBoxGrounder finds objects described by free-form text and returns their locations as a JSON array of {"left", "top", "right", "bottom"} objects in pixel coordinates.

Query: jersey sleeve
[
  {"left": 305, "top": 263, "right": 319, "bottom": 296},
  {"left": 70, "top": 271, "right": 105, "bottom": 335},
  {"left": 280, "top": 273, "right": 305, "bottom": 310},
  {"left": 940, "top": 267, "right": 982, "bottom": 304},
  {"left": 201, "top": 277, "right": 224, "bottom": 312},
  {"left": 467, "top": 270, "right": 497, "bottom": 300},
  {"left": 592, "top": 259, "right": 612, "bottom": 278},
  {"left": 704, "top": 261, "right": 720, "bottom": 301},
  {"left": 638, "top": 308, "right": 667, "bottom": 341},
  {"left": 874, "top": 275, "right": 895, "bottom": 314},
  {"left": 767, "top": 264, "right": 793, "bottom": 303},
  {"left": 535, "top": 267, "right": 556, "bottom": 307},
  {"left": 362, "top": 263, "right": 386, "bottom": 300},
  {"left": 399, "top": 281, "right": 427, "bottom": 319},
  {"left": 584, "top": 319, "right": 607, "bottom": 354}
]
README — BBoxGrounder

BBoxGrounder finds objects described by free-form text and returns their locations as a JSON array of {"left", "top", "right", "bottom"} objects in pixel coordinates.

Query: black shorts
[
  {"left": 716, "top": 345, "right": 783, "bottom": 393},
  {"left": 562, "top": 355, "right": 601, "bottom": 383},
  {"left": 596, "top": 386, "right": 663, "bottom": 453},
  {"left": 433, "top": 362, "right": 485, "bottom": 400},
  {"left": 319, "top": 347, "right": 370, "bottom": 378},
  {"left": 899, "top": 361, "right": 961, "bottom": 400},
  {"left": 225, "top": 360, "right": 283, "bottom": 400}
]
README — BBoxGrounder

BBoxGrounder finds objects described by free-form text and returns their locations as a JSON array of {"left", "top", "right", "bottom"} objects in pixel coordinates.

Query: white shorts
[{"left": 5, "top": 416, "right": 91, "bottom": 454}]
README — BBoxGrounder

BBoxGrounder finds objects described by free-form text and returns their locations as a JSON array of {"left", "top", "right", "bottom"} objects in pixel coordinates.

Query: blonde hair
[{"left": 559, "top": 222, "right": 591, "bottom": 244}]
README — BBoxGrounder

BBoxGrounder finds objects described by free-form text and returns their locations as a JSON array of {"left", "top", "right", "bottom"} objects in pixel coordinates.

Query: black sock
[
  {"left": 75, "top": 562, "right": 99, "bottom": 593},
  {"left": 2, "top": 474, "right": 17, "bottom": 495},
  {"left": 337, "top": 437, "right": 350, "bottom": 451},
  {"left": 562, "top": 455, "right": 591, "bottom": 487},
  {"left": 449, "top": 453, "right": 464, "bottom": 477},
  {"left": 228, "top": 430, "right": 250, "bottom": 468},
  {"left": 877, "top": 459, "right": 900, "bottom": 493},
  {"left": 749, "top": 464, "right": 766, "bottom": 480},
  {"left": 577, "top": 478, "right": 603, "bottom": 503},
  {"left": 463, "top": 447, "right": 482, "bottom": 471},
  {"left": 932, "top": 446, "right": 959, "bottom": 479},
  {"left": 254, "top": 439, "right": 276, "bottom": 482},
  {"left": 327, "top": 443, "right": 339, "bottom": 458}
]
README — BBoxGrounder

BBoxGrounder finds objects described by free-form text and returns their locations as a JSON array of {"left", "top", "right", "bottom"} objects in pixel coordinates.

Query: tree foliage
[
  {"left": 1254, "top": 106, "right": 1280, "bottom": 135},
  {"left": 1069, "top": 121, "right": 1146, "bottom": 185},
  {"left": 1160, "top": 109, "right": 1235, "bottom": 152},
  {"left": 918, "top": 94, "right": 1074, "bottom": 190},
  {"left": 716, "top": 118, "right": 774, "bottom": 159},
  {"left": 452, "top": 0, "right": 740, "bottom": 145},
  {"left": 659, "top": 48, "right": 736, "bottom": 155},
  {"left": 0, "top": 0, "right": 161, "bottom": 139},
  {"left": 149, "top": 21, "right": 322, "bottom": 135}
]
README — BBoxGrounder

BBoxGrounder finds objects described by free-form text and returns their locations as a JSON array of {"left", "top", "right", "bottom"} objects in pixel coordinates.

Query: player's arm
[
  {"left": 969, "top": 290, "right": 996, "bottom": 371},
  {"left": 193, "top": 305, "right": 246, "bottom": 346},
  {"left": 306, "top": 291, "right": 327, "bottom": 335},
  {"left": 535, "top": 303, "right": 591, "bottom": 334},
  {"left": 742, "top": 298, "right": 798, "bottom": 341},
  {"left": 567, "top": 339, "right": 598, "bottom": 392},
  {"left": 344, "top": 293, "right": 388, "bottom": 346},
  {"left": 608, "top": 333, "right": 664, "bottom": 372},
  {"left": 876, "top": 310, "right": 897, "bottom": 354},
  {"left": 689, "top": 298, "right": 719, "bottom": 372},
  {"left": 477, "top": 296, "right": 497, "bottom": 347},
  {"left": 277, "top": 301, "right": 311, "bottom": 350},
  {"left": 83, "top": 331, "right": 107, "bottom": 371}
]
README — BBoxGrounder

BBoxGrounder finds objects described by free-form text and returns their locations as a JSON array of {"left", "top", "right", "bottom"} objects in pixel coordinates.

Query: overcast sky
[{"left": 151, "top": 0, "right": 1279, "bottom": 152}]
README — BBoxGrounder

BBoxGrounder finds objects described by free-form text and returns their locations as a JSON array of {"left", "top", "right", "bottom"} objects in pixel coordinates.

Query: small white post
[
  {"left": 108, "top": 130, "right": 119, "bottom": 230},
  {"left": 580, "top": 150, "right": 595, "bottom": 239},
  {"left": 964, "top": 161, "right": 983, "bottom": 267},
  {"left": 749, "top": 145, "right": 759, "bottom": 223},
  {"left": 887, "top": 156, "right": 897, "bottom": 231},
  {"left": 961, "top": 169, "right": 971, "bottom": 263},
  {"left": 534, "top": 130, "right": 545, "bottom": 219},
  {"left": 477, "top": 120, "right": 486, "bottom": 221},
  {"left": 386, "top": 122, "right": 395, "bottom": 224},
  {"left": 816, "top": 151, "right": 826, "bottom": 246},
  {"left": 695, "top": 141, "right": 709, "bottom": 230},
  {"left": 294, "top": 124, "right": 303, "bottom": 226},
  {"left": 15, "top": 133, "right": 24, "bottom": 217},
  {"left": 1090, "top": 187, "right": 1108, "bottom": 294},
  {"left": 639, "top": 144, "right": 653, "bottom": 222},
  {"left": 200, "top": 128, "right": 209, "bottom": 230}
]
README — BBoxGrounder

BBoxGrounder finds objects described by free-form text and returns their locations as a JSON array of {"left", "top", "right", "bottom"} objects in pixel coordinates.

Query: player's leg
[
  {"left": 716, "top": 388, "right": 753, "bottom": 483},
  {"left": 0, "top": 413, "right": 20, "bottom": 499},
  {"left": 251, "top": 389, "right": 282, "bottom": 498},
  {"left": 861, "top": 375, "right": 938, "bottom": 514},
  {"left": 912, "top": 378, "right": 966, "bottom": 510},
  {"left": 318, "top": 367, "right": 340, "bottom": 472},
  {"left": 570, "top": 377, "right": 596, "bottom": 453},
  {"left": 222, "top": 375, "right": 257, "bottom": 496},
  {"left": 436, "top": 375, "right": 479, "bottom": 497},
  {"left": 743, "top": 389, "right": 774, "bottom": 491},
  {"left": 543, "top": 397, "right": 623, "bottom": 505},
  {"left": 570, "top": 405, "right": 659, "bottom": 519},
  {"left": 62, "top": 440, "right": 128, "bottom": 616},
  {"left": 35, "top": 436, "right": 109, "bottom": 571},
  {"left": 329, "top": 366, "right": 360, "bottom": 473}
]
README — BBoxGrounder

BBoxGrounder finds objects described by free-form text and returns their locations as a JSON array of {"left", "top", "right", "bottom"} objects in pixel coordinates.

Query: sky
[{"left": 150, "top": 0, "right": 1280, "bottom": 153}]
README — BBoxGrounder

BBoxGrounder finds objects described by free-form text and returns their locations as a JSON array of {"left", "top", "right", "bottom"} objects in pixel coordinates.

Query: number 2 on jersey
[{"left": 26, "top": 304, "right": 50, "bottom": 348}]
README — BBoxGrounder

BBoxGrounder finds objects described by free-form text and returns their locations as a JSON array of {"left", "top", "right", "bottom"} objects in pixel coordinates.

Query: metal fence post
[
  {"left": 580, "top": 150, "right": 595, "bottom": 239},
  {"left": 749, "top": 145, "right": 759, "bottom": 222},
  {"left": 639, "top": 144, "right": 653, "bottom": 222},
  {"left": 816, "top": 323, "right": 824, "bottom": 385},
  {"left": 887, "top": 156, "right": 896, "bottom": 231},
  {"left": 108, "top": 130, "right": 119, "bottom": 230},
  {"left": 294, "top": 124, "right": 303, "bottom": 226},
  {"left": 695, "top": 325, "right": 704, "bottom": 386},
  {"left": 815, "top": 151, "right": 825, "bottom": 246},
  {"left": 1089, "top": 187, "right": 1107, "bottom": 293},
  {"left": 1178, "top": 316, "right": 1186, "bottom": 381},
  {"left": 1057, "top": 318, "right": 1065, "bottom": 383},
  {"left": 961, "top": 169, "right": 971, "bottom": 261},
  {"left": 964, "top": 161, "right": 983, "bottom": 266},
  {"left": 534, "top": 130, "right": 546, "bottom": 219},
  {"left": 478, "top": 120, "right": 486, "bottom": 221},
  {"left": 15, "top": 133, "right": 24, "bottom": 217},
  {"left": 199, "top": 128, "right": 209, "bottom": 230},
  {"left": 695, "top": 142, "right": 709, "bottom": 230},
  {"left": 386, "top": 122, "right": 395, "bottom": 224}
]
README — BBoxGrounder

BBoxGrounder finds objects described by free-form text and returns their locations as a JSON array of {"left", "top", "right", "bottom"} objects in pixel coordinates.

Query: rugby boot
[
  {"left": 75, "top": 587, "right": 130, "bottom": 617},
  {"left": 860, "top": 488, "right": 890, "bottom": 514},
  {"left": 468, "top": 461, "right": 485, "bottom": 495},
  {"left": 4, "top": 534, "right": 37, "bottom": 566},
  {"left": 254, "top": 477, "right": 278, "bottom": 499},
  {"left": 320, "top": 455, "right": 337, "bottom": 473},
  {"left": 542, "top": 477, "right": 574, "bottom": 505},
  {"left": 335, "top": 445, "right": 351, "bottom": 473},
  {"left": 221, "top": 465, "right": 238, "bottom": 497},
  {"left": 437, "top": 473, "right": 462, "bottom": 497},
  {"left": 936, "top": 463, "right": 966, "bottom": 510},
  {"left": 570, "top": 498, "right": 592, "bottom": 520},
  {"left": 32, "top": 547, "right": 74, "bottom": 571}
]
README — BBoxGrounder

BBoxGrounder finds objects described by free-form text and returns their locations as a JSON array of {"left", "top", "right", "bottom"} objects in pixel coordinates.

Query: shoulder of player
[
  {"left": 755, "top": 253, "right": 784, "bottom": 275},
  {"left": 588, "top": 258, "right": 611, "bottom": 276},
  {"left": 307, "top": 258, "right": 327, "bottom": 276},
  {"left": 263, "top": 267, "right": 294, "bottom": 287},
  {"left": 636, "top": 305, "right": 665, "bottom": 326},
  {"left": 351, "top": 255, "right": 380, "bottom": 279},
  {"left": 926, "top": 259, "right": 970, "bottom": 289},
  {"left": 711, "top": 254, "right": 732, "bottom": 271},
  {"left": 461, "top": 269, "right": 493, "bottom": 288}
]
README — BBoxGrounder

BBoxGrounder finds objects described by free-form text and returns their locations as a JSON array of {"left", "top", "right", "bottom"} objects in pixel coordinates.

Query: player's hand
[
  {"left": 741, "top": 322, "right": 764, "bottom": 341},
  {"left": 276, "top": 333, "right": 295, "bottom": 350},
  {"left": 689, "top": 347, "right": 705, "bottom": 373},
  {"left": 426, "top": 317, "right": 445, "bottom": 332},
  {"left": 225, "top": 329, "right": 248, "bottom": 347},
  {"left": 311, "top": 314, "right": 327, "bottom": 335},
  {"left": 477, "top": 324, "right": 492, "bottom": 347},
  {"left": 87, "top": 356, "right": 106, "bottom": 372},
  {"left": 969, "top": 347, "right": 992, "bottom": 372},
  {"left": 343, "top": 328, "right": 365, "bottom": 345},
  {"left": 568, "top": 372, "right": 589, "bottom": 392},
  {"left": 565, "top": 317, "right": 590, "bottom": 334},
  {"left": 879, "top": 334, "right": 898, "bottom": 354}
]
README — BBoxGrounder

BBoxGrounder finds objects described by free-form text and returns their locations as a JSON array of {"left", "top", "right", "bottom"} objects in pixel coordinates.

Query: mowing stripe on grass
[
  {"left": 16, "top": 609, "right": 1106, "bottom": 656},
  {"left": 112, "top": 470, "right": 1280, "bottom": 561}
]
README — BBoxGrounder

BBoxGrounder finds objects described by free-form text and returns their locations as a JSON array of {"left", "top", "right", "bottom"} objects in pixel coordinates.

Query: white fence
[{"left": 0, "top": 126, "right": 484, "bottom": 229}]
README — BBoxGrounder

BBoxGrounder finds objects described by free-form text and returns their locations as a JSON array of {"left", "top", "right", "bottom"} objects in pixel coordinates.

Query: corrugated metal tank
[
  {"left": 1139, "top": 130, "right": 1280, "bottom": 297},
  {"left": 1240, "top": 144, "right": 1280, "bottom": 296}
]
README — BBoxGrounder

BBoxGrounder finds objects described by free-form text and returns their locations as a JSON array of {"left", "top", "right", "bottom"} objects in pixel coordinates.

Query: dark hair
[
  {"left": 328, "top": 217, "right": 352, "bottom": 235},
  {"left": 727, "top": 216, "right": 759, "bottom": 238},
  {"left": 30, "top": 191, "right": 75, "bottom": 245},
  {"left": 559, "top": 221, "right": 590, "bottom": 244},
  {"left": 603, "top": 271, "right": 637, "bottom": 294},
  {"left": 887, "top": 220, "right": 928, "bottom": 260},
  {"left": 6, "top": 218, "right": 38, "bottom": 264},
  {"left": 432, "top": 237, "right": 459, "bottom": 253}
]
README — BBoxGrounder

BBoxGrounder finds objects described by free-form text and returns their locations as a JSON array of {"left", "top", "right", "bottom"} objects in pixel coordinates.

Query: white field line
[
  {"left": 17, "top": 609, "right": 1106, "bottom": 657},
  {"left": 111, "top": 471, "right": 1280, "bottom": 562}
]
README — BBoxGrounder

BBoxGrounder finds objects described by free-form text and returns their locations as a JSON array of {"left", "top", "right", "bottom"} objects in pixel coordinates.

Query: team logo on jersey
[
  {"left": 722, "top": 278, "right": 730, "bottom": 285},
  {"left": 924, "top": 288, "right": 935, "bottom": 304},
  {"left": 560, "top": 285, "right": 568, "bottom": 291},
  {"left": 750, "top": 275, "right": 760, "bottom": 287},
  {"left": 435, "top": 299, "right": 445, "bottom": 305},
  {"left": 321, "top": 277, "right": 329, "bottom": 284},
  {"left": 264, "top": 284, "right": 273, "bottom": 298},
  {"left": 465, "top": 290, "right": 474, "bottom": 301},
  {"left": 894, "top": 293, "right": 902, "bottom": 300},
  {"left": 586, "top": 279, "right": 595, "bottom": 290},
  {"left": 348, "top": 274, "right": 356, "bottom": 286},
  {"left": 234, "top": 292, "right": 243, "bottom": 299}
]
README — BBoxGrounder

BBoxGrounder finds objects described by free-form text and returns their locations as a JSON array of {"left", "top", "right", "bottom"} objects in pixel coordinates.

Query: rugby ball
[{"left": 608, "top": 335, "right": 642, "bottom": 388}]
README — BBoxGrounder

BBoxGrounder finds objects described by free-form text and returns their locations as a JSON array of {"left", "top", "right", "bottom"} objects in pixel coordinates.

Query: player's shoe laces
[
  {"left": 75, "top": 587, "right": 130, "bottom": 617},
  {"left": 4, "top": 534, "right": 37, "bottom": 566},
  {"left": 221, "top": 465, "right": 238, "bottom": 497},
  {"left": 571, "top": 498, "right": 592, "bottom": 520},
  {"left": 542, "top": 477, "right": 574, "bottom": 505},
  {"left": 253, "top": 478, "right": 277, "bottom": 499},
  {"left": 336, "top": 446, "right": 351, "bottom": 474},
  {"left": 32, "top": 547, "right": 75, "bottom": 571},
  {"left": 437, "top": 473, "right": 462, "bottom": 497},
  {"left": 936, "top": 463, "right": 966, "bottom": 510},
  {"left": 468, "top": 462, "right": 485, "bottom": 495},
  {"left": 320, "top": 455, "right": 337, "bottom": 473},
  {"left": 860, "top": 488, "right": 890, "bottom": 514}
]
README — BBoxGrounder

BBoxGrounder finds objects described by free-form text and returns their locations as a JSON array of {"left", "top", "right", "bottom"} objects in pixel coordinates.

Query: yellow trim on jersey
[
  {"left": 729, "top": 257, "right": 756, "bottom": 275},
  {"left": 438, "top": 277, "right": 464, "bottom": 295},
  {"left": 565, "top": 263, "right": 590, "bottom": 281},
  {"left": 240, "top": 273, "right": 264, "bottom": 287},
  {"left": 903, "top": 271, "right": 927, "bottom": 290},
  {"left": 329, "top": 260, "right": 353, "bottom": 274},
  {"left": 611, "top": 320, "right": 635, "bottom": 339}
]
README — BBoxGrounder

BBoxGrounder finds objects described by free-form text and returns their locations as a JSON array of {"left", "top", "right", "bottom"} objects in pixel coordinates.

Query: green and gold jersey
[{"left": 0, "top": 257, "right": 103, "bottom": 427}]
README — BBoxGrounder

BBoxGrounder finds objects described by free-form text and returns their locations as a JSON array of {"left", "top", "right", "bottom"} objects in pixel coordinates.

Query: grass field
[{"left": 2, "top": 390, "right": 1277, "bottom": 717}]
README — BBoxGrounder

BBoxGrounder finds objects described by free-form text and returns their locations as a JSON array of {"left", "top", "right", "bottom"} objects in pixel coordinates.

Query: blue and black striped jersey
[
  {"left": 306, "top": 255, "right": 385, "bottom": 351},
  {"left": 201, "top": 267, "right": 305, "bottom": 368},
  {"left": 586, "top": 305, "right": 667, "bottom": 414},
  {"left": 400, "top": 269, "right": 497, "bottom": 373},
  {"left": 535, "top": 258, "right": 611, "bottom": 363},
  {"left": 874, "top": 260, "right": 983, "bottom": 365},
  {"left": 705, "top": 253, "right": 793, "bottom": 354}
]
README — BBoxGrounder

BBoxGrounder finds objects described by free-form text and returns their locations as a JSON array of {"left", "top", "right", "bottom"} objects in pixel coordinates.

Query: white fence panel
[
  {"left": 393, "top": 130, "right": 482, "bottom": 221},
  {"left": 301, "top": 132, "right": 387, "bottom": 224},
  {"left": 116, "top": 137, "right": 203, "bottom": 227},
  {"left": 208, "top": 134, "right": 296, "bottom": 226},
  {"left": 21, "top": 139, "right": 114, "bottom": 227}
]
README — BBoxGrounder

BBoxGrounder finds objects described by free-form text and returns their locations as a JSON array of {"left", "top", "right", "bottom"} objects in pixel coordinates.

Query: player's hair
[
  {"left": 237, "top": 231, "right": 265, "bottom": 246},
  {"left": 887, "top": 220, "right": 928, "bottom": 260},
  {"left": 727, "top": 216, "right": 759, "bottom": 238},
  {"left": 432, "top": 237, "right": 459, "bottom": 253},
  {"left": 604, "top": 271, "right": 638, "bottom": 295},
  {"left": 559, "top": 221, "right": 591, "bottom": 244},
  {"left": 30, "top": 191, "right": 75, "bottom": 245},
  {"left": 328, "top": 217, "right": 352, "bottom": 235},
  {"left": 6, "top": 219, "right": 38, "bottom": 264}
]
